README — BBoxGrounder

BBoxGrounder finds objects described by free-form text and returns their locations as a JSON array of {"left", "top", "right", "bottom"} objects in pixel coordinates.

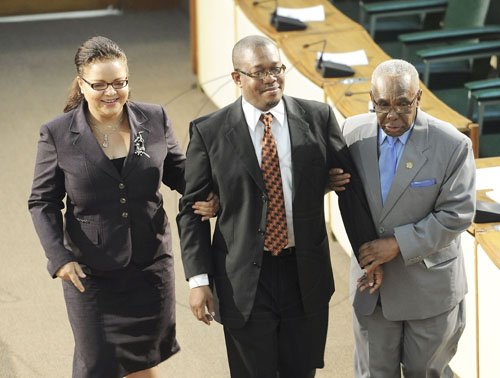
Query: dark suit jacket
[
  {"left": 177, "top": 96, "right": 377, "bottom": 328},
  {"left": 29, "top": 101, "right": 185, "bottom": 277}
]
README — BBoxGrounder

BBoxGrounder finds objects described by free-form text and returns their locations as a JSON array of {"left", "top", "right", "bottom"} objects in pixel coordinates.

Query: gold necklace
[{"left": 88, "top": 113, "right": 124, "bottom": 148}]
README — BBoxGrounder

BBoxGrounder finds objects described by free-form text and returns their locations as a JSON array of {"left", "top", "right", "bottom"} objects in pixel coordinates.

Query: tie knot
[
  {"left": 260, "top": 112, "right": 273, "bottom": 127},
  {"left": 386, "top": 136, "right": 398, "bottom": 147}
]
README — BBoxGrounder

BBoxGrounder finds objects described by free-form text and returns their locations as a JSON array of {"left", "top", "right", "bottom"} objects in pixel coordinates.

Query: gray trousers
[{"left": 353, "top": 300, "right": 465, "bottom": 378}]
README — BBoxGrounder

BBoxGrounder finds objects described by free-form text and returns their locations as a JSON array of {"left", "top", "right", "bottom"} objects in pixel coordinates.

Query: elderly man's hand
[
  {"left": 357, "top": 265, "right": 384, "bottom": 294},
  {"left": 359, "top": 237, "right": 400, "bottom": 274},
  {"left": 328, "top": 168, "right": 351, "bottom": 192},
  {"left": 192, "top": 191, "right": 220, "bottom": 221}
]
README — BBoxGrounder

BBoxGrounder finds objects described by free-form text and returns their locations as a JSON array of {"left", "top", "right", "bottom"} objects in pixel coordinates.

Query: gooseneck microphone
[
  {"left": 253, "top": 0, "right": 307, "bottom": 31},
  {"left": 252, "top": 0, "right": 276, "bottom": 5},
  {"left": 303, "top": 40, "right": 355, "bottom": 78},
  {"left": 344, "top": 90, "right": 371, "bottom": 96},
  {"left": 252, "top": 0, "right": 278, "bottom": 8}
]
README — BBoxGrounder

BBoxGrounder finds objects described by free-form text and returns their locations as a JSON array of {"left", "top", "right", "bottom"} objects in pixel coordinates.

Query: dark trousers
[{"left": 223, "top": 252, "right": 328, "bottom": 378}]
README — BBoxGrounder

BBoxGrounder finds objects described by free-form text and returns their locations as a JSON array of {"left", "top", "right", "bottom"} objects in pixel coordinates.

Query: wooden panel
[
  {"left": 0, "top": 0, "right": 179, "bottom": 16},
  {"left": 237, "top": 0, "right": 363, "bottom": 41},
  {"left": 0, "top": 1, "right": 119, "bottom": 16},
  {"left": 121, "top": 0, "right": 180, "bottom": 10}
]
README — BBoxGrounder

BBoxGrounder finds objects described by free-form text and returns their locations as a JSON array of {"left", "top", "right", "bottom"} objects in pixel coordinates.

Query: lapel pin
[{"left": 406, "top": 161, "right": 413, "bottom": 169}]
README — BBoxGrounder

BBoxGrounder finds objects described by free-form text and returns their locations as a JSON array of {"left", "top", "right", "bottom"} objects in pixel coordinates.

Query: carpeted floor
[{"left": 0, "top": 8, "right": 355, "bottom": 378}]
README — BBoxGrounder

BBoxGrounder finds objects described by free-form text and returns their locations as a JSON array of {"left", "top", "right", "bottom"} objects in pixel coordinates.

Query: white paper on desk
[
  {"left": 276, "top": 5, "right": 325, "bottom": 22},
  {"left": 316, "top": 49, "right": 369, "bottom": 66},
  {"left": 476, "top": 166, "right": 500, "bottom": 190},
  {"left": 486, "top": 189, "right": 500, "bottom": 203}
]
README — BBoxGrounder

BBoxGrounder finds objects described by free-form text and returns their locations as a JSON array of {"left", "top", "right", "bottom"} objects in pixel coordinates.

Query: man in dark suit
[{"left": 177, "top": 35, "right": 380, "bottom": 378}]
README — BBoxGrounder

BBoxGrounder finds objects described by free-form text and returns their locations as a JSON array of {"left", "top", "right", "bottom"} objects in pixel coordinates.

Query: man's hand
[
  {"left": 359, "top": 237, "right": 400, "bottom": 274},
  {"left": 357, "top": 265, "right": 384, "bottom": 294},
  {"left": 192, "top": 191, "right": 220, "bottom": 221},
  {"left": 189, "top": 285, "right": 215, "bottom": 325},
  {"left": 328, "top": 168, "right": 351, "bottom": 192},
  {"left": 56, "top": 262, "right": 86, "bottom": 292}
]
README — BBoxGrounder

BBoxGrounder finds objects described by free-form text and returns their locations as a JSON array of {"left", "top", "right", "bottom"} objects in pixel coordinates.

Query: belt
[{"left": 265, "top": 246, "right": 296, "bottom": 257}]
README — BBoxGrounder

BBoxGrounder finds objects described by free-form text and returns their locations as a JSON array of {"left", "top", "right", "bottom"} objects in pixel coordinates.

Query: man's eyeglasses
[
  {"left": 235, "top": 65, "right": 286, "bottom": 80},
  {"left": 80, "top": 77, "right": 129, "bottom": 91},
  {"left": 371, "top": 90, "right": 421, "bottom": 114}
]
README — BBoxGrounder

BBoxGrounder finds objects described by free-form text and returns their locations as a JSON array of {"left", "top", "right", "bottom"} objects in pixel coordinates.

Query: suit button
[
  {"left": 379, "top": 227, "right": 385, "bottom": 234},
  {"left": 121, "top": 211, "right": 128, "bottom": 218},
  {"left": 120, "top": 197, "right": 127, "bottom": 204},
  {"left": 257, "top": 229, "right": 265, "bottom": 235},
  {"left": 118, "top": 183, "right": 125, "bottom": 189},
  {"left": 252, "top": 262, "right": 260, "bottom": 267}
]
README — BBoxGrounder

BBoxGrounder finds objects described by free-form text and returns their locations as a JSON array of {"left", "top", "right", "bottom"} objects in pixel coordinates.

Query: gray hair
[
  {"left": 232, "top": 35, "right": 278, "bottom": 69},
  {"left": 371, "top": 59, "right": 419, "bottom": 90}
]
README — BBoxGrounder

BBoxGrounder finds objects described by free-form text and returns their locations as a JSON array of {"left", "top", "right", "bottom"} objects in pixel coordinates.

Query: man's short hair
[
  {"left": 371, "top": 59, "right": 419, "bottom": 89},
  {"left": 232, "top": 35, "right": 278, "bottom": 69}
]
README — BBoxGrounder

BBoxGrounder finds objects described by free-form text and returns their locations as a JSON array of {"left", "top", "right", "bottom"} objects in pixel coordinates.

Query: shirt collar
[
  {"left": 378, "top": 121, "right": 415, "bottom": 146},
  {"left": 242, "top": 97, "right": 286, "bottom": 131}
]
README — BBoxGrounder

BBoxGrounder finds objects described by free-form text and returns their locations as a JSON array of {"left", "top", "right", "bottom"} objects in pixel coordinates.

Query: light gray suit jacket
[{"left": 344, "top": 110, "right": 475, "bottom": 321}]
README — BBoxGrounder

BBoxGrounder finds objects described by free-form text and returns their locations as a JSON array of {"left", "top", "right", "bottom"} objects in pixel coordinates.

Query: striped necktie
[{"left": 260, "top": 112, "right": 288, "bottom": 255}]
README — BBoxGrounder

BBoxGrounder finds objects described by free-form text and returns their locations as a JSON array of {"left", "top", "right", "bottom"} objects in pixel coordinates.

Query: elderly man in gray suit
[{"left": 331, "top": 59, "right": 476, "bottom": 377}]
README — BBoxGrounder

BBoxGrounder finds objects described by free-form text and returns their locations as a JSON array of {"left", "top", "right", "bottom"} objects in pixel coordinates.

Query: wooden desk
[
  {"left": 473, "top": 156, "right": 500, "bottom": 269},
  {"left": 239, "top": 1, "right": 480, "bottom": 154},
  {"left": 237, "top": 0, "right": 363, "bottom": 38},
  {"left": 451, "top": 156, "right": 500, "bottom": 378},
  {"left": 280, "top": 30, "right": 477, "bottom": 148},
  {"left": 473, "top": 156, "right": 500, "bottom": 378},
  {"left": 191, "top": 0, "right": 479, "bottom": 156}
]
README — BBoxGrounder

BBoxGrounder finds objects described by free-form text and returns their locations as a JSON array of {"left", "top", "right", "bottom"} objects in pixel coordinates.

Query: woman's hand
[
  {"left": 56, "top": 262, "right": 86, "bottom": 292},
  {"left": 192, "top": 191, "right": 220, "bottom": 221}
]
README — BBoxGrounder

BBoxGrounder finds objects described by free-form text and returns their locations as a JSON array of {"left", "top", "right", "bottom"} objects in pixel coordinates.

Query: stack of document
[
  {"left": 276, "top": 5, "right": 325, "bottom": 22},
  {"left": 316, "top": 50, "right": 369, "bottom": 66}
]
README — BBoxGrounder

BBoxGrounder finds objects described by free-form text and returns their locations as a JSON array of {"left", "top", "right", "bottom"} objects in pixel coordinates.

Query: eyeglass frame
[
  {"left": 371, "top": 89, "right": 421, "bottom": 114},
  {"left": 80, "top": 76, "right": 129, "bottom": 91},
  {"left": 234, "top": 65, "right": 286, "bottom": 80}
]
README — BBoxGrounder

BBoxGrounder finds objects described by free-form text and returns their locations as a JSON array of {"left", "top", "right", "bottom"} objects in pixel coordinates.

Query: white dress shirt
[{"left": 189, "top": 98, "right": 295, "bottom": 288}]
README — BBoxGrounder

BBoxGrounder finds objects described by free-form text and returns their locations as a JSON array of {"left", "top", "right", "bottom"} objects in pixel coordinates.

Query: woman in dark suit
[{"left": 28, "top": 36, "right": 217, "bottom": 378}]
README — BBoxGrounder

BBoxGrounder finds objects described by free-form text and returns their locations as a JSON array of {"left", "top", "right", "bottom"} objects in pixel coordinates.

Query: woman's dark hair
[{"left": 64, "top": 36, "right": 127, "bottom": 113}]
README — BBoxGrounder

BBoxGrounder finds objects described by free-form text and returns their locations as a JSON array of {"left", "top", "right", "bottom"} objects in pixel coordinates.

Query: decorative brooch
[{"left": 133, "top": 131, "right": 150, "bottom": 158}]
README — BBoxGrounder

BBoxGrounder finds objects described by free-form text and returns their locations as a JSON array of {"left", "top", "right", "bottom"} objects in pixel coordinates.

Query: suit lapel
[
  {"left": 357, "top": 121, "right": 383, "bottom": 218},
  {"left": 283, "top": 96, "right": 309, "bottom": 201},
  {"left": 225, "top": 99, "right": 266, "bottom": 192},
  {"left": 122, "top": 102, "right": 150, "bottom": 178},
  {"left": 69, "top": 103, "right": 121, "bottom": 180},
  {"left": 380, "top": 111, "right": 429, "bottom": 221}
]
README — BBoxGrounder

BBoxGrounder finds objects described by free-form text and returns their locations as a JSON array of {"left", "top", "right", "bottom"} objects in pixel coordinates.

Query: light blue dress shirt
[{"left": 378, "top": 125, "right": 413, "bottom": 204}]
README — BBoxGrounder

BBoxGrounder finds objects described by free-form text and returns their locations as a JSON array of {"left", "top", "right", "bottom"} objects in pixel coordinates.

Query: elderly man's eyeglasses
[
  {"left": 371, "top": 90, "right": 421, "bottom": 114},
  {"left": 235, "top": 65, "right": 286, "bottom": 80},
  {"left": 80, "top": 77, "right": 129, "bottom": 91}
]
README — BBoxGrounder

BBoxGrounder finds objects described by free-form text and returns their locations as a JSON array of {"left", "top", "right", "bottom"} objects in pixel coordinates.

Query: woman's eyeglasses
[{"left": 80, "top": 77, "right": 129, "bottom": 91}]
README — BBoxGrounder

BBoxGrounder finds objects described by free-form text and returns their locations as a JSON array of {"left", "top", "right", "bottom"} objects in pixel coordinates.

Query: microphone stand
[
  {"left": 303, "top": 40, "right": 355, "bottom": 78},
  {"left": 253, "top": 0, "right": 307, "bottom": 32}
]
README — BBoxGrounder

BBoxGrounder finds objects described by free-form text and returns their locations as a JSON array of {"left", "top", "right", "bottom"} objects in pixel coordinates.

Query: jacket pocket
[
  {"left": 410, "top": 178, "right": 437, "bottom": 188},
  {"left": 69, "top": 217, "right": 100, "bottom": 245}
]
